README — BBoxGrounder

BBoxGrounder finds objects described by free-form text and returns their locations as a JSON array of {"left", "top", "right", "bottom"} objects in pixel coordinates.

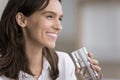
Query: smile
[{"left": 46, "top": 32, "right": 57, "bottom": 41}]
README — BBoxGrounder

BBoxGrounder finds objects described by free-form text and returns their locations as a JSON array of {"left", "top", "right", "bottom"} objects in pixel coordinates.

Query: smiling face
[{"left": 21, "top": 0, "right": 63, "bottom": 49}]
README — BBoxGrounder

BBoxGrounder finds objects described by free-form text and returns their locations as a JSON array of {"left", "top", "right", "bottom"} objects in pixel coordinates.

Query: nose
[{"left": 53, "top": 20, "right": 62, "bottom": 32}]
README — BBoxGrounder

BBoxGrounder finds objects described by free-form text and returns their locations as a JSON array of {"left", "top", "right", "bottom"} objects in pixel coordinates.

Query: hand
[
  {"left": 75, "top": 52, "right": 102, "bottom": 79},
  {"left": 88, "top": 52, "right": 101, "bottom": 73}
]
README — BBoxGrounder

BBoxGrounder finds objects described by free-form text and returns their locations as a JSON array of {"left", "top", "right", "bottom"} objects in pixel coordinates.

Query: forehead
[{"left": 42, "top": 0, "right": 63, "bottom": 15}]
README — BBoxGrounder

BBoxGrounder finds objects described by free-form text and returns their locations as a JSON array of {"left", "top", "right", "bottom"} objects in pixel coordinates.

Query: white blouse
[{"left": 0, "top": 51, "right": 77, "bottom": 80}]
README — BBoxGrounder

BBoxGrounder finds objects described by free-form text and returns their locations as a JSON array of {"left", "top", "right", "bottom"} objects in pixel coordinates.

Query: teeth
[{"left": 47, "top": 33, "right": 57, "bottom": 37}]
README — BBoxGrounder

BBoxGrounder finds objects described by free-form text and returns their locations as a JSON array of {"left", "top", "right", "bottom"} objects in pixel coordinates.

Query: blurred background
[
  {"left": 56, "top": 0, "right": 120, "bottom": 80},
  {"left": 0, "top": 0, "right": 120, "bottom": 80}
]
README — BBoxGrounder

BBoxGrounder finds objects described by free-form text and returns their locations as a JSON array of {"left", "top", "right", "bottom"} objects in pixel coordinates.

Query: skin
[
  {"left": 16, "top": 0, "right": 63, "bottom": 79},
  {"left": 15, "top": 0, "right": 101, "bottom": 79},
  {"left": 75, "top": 52, "right": 102, "bottom": 79}
]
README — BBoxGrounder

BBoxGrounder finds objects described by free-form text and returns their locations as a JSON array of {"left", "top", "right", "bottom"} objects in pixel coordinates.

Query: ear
[{"left": 16, "top": 12, "right": 27, "bottom": 28}]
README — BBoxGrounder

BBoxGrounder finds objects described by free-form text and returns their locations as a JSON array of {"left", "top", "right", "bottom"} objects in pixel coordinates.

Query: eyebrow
[{"left": 42, "top": 11, "right": 63, "bottom": 18}]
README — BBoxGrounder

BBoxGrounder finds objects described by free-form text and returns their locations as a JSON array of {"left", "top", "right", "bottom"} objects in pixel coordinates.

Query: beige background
[{"left": 0, "top": 0, "right": 120, "bottom": 80}]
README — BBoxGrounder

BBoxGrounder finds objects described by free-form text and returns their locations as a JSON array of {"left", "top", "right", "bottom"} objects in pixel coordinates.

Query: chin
[{"left": 46, "top": 42, "right": 56, "bottom": 49}]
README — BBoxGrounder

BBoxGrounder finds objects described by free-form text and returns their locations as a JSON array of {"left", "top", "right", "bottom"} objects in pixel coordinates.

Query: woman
[{"left": 0, "top": 0, "right": 101, "bottom": 80}]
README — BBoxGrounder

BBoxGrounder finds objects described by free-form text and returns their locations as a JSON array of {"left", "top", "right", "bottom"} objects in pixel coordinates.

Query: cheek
[
  {"left": 28, "top": 22, "right": 49, "bottom": 40},
  {"left": 27, "top": 18, "right": 43, "bottom": 33},
  {"left": 26, "top": 16, "right": 53, "bottom": 39}
]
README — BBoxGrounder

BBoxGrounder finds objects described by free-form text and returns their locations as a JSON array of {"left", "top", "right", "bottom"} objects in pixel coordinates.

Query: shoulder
[
  {"left": 56, "top": 51, "right": 72, "bottom": 62},
  {"left": 55, "top": 51, "right": 77, "bottom": 80},
  {"left": 56, "top": 51, "right": 70, "bottom": 59},
  {"left": 56, "top": 51, "right": 75, "bottom": 68},
  {"left": 0, "top": 75, "right": 14, "bottom": 80}
]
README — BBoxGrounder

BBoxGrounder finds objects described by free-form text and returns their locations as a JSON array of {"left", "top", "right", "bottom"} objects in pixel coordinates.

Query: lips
[{"left": 46, "top": 32, "right": 57, "bottom": 41}]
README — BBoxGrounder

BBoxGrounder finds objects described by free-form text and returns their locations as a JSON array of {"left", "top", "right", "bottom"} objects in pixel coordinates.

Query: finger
[
  {"left": 91, "top": 64, "right": 101, "bottom": 73},
  {"left": 88, "top": 52, "right": 94, "bottom": 59},
  {"left": 91, "top": 65, "right": 103, "bottom": 79},
  {"left": 88, "top": 57, "right": 99, "bottom": 65},
  {"left": 75, "top": 67, "right": 81, "bottom": 74},
  {"left": 92, "top": 65, "right": 103, "bottom": 80}
]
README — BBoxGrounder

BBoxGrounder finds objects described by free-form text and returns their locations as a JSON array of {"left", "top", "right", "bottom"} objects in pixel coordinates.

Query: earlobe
[{"left": 16, "top": 12, "right": 27, "bottom": 28}]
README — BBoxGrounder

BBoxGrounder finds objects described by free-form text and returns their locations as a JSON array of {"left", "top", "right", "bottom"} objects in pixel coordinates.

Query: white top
[{"left": 0, "top": 51, "right": 77, "bottom": 80}]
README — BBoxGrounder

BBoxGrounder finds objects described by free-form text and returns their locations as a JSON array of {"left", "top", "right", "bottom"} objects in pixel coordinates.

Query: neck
[{"left": 25, "top": 43, "right": 44, "bottom": 77}]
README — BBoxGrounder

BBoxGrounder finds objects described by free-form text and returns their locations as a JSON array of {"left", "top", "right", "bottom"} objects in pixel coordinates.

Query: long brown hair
[{"left": 0, "top": 0, "right": 61, "bottom": 79}]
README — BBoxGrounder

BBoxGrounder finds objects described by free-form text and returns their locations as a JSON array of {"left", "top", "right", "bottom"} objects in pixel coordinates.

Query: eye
[
  {"left": 59, "top": 17, "right": 63, "bottom": 21},
  {"left": 46, "top": 15, "right": 53, "bottom": 19}
]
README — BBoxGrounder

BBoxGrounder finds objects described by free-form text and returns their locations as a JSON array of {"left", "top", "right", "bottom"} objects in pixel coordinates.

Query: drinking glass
[{"left": 71, "top": 47, "right": 101, "bottom": 80}]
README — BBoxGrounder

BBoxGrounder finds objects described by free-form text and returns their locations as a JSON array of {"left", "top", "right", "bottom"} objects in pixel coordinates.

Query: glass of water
[{"left": 71, "top": 47, "right": 101, "bottom": 80}]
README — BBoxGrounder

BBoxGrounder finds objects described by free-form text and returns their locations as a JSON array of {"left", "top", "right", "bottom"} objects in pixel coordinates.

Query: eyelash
[
  {"left": 47, "top": 15, "right": 53, "bottom": 19},
  {"left": 46, "top": 15, "right": 62, "bottom": 21},
  {"left": 59, "top": 17, "right": 62, "bottom": 21}
]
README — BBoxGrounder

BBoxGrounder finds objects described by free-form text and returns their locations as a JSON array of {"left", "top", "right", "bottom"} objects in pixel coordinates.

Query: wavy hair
[{"left": 0, "top": 0, "right": 61, "bottom": 79}]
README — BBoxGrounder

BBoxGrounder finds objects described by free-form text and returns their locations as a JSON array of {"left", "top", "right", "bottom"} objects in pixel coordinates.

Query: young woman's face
[{"left": 23, "top": 0, "right": 63, "bottom": 48}]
